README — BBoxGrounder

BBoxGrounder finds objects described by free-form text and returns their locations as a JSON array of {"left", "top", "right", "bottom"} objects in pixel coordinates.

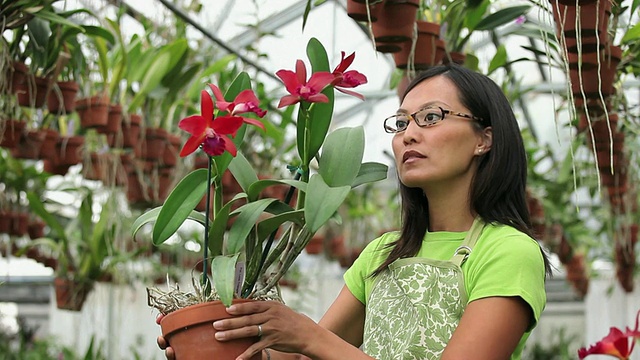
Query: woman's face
[{"left": 391, "top": 75, "right": 488, "bottom": 190}]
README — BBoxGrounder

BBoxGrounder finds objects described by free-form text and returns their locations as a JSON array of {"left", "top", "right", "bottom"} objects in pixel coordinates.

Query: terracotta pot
[
  {"left": 160, "top": 299, "right": 261, "bottom": 360},
  {"left": 10, "top": 212, "right": 28, "bottom": 237},
  {"left": 47, "top": 80, "right": 79, "bottom": 114},
  {"left": 39, "top": 128, "right": 61, "bottom": 161},
  {"left": 83, "top": 152, "right": 108, "bottom": 182},
  {"left": 158, "top": 167, "right": 174, "bottom": 202},
  {"left": 54, "top": 277, "right": 93, "bottom": 311},
  {"left": 393, "top": 21, "right": 444, "bottom": 70},
  {"left": 121, "top": 113, "right": 143, "bottom": 148},
  {"left": 305, "top": 235, "right": 324, "bottom": 255},
  {"left": 551, "top": 0, "right": 610, "bottom": 53},
  {"left": 347, "top": 0, "right": 382, "bottom": 22},
  {"left": 9, "top": 61, "right": 29, "bottom": 93},
  {"left": 76, "top": 95, "right": 110, "bottom": 128},
  {"left": 43, "top": 160, "right": 72, "bottom": 176},
  {"left": 442, "top": 51, "right": 467, "bottom": 65},
  {"left": 136, "top": 127, "right": 168, "bottom": 161},
  {"left": 97, "top": 104, "right": 123, "bottom": 142},
  {"left": 12, "top": 129, "right": 47, "bottom": 160},
  {"left": 0, "top": 119, "right": 26, "bottom": 149},
  {"left": 372, "top": 0, "right": 419, "bottom": 52},
  {"left": 55, "top": 135, "right": 85, "bottom": 166},
  {"left": 0, "top": 211, "right": 11, "bottom": 234},
  {"left": 569, "top": 45, "right": 621, "bottom": 99},
  {"left": 16, "top": 75, "right": 51, "bottom": 108},
  {"left": 28, "top": 220, "right": 46, "bottom": 239}
]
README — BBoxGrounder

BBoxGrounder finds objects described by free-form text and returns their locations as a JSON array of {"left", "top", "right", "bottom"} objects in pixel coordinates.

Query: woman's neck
[{"left": 424, "top": 179, "right": 475, "bottom": 232}]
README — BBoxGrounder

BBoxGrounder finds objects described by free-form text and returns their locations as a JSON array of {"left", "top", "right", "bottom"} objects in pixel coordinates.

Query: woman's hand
[
  {"left": 155, "top": 314, "right": 175, "bottom": 360},
  {"left": 213, "top": 300, "right": 319, "bottom": 359}
]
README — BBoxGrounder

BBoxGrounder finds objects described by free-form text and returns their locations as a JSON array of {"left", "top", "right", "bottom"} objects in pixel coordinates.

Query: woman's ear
[{"left": 476, "top": 126, "right": 492, "bottom": 155}]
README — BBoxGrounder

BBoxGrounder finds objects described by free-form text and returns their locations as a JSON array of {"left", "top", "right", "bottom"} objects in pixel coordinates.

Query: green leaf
[
  {"left": 302, "top": 0, "right": 313, "bottom": 31},
  {"left": 475, "top": 5, "right": 530, "bottom": 31},
  {"left": 488, "top": 44, "right": 508, "bottom": 75},
  {"left": 304, "top": 174, "right": 351, "bottom": 233},
  {"left": 211, "top": 254, "right": 240, "bottom": 307},
  {"left": 318, "top": 127, "right": 365, "bottom": 187},
  {"left": 227, "top": 198, "right": 278, "bottom": 254},
  {"left": 132, "top": 207, "right": 206, "bottom": 239},
  {"left": 246, "top": 179, "right": 308, "bottom": 202},
  {"left": 228, "top": 152, "right": 259, "bottom": 193},
  {"left": 352, "top": 162, "right": 389, "bottom": 188},
  {"left": 128, "top": 51, "right": 172, "bottom": 112},
  {"left": 30, "top": 9, "right": 82, "bottom": 29},
  {"left": 209, "top": 193, "right": 248, "bottom": 256},
  {"left": 621, "top": 22, "right": 640, "bottom": 44},
  {"left": 27, "top": 192, "right": 66, "bottom": 242},
  {"left": 256, "top": 210, "right": 305, "bottom": 241},
  {"left": 152, "top": 169, "right": 210, "bottom": 245},
  {"left": 186, "top": 54, "right": 236, "bottom": 100}
]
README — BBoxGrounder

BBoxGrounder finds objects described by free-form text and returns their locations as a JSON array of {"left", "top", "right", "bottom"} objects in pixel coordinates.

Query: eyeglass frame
[{"left": 383, "top": 106, "right": 486, "bottom": 133}]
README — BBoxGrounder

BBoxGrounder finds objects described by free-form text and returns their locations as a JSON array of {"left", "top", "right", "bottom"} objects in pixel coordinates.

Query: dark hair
[{"left": 372, "top": 64, "right": 551, "bottom": 277}]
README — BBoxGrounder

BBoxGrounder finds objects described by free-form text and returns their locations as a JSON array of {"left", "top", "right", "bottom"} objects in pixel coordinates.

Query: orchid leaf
[
  {"left": 488, "top": 44, "right": 507, "bottom": 75},
  {"left": 212, "top": 254, "right": 240, "bottom": 307},
  {"left": 132, "top": 207, "right": 206, "bottom": 239},
  {"left": 318, "top": 127, "right": 364, "bottom": 187},
  {"left": 304, "top": 174, "right": 351, "bottom": 233},
  {"left": 246, "top": 179, "right": 308, "bottom": 202},
  {"left": 352, "top": 162, "right": 389, "bottom": 188},
  {"left": 152, "top": 169, "right": 210, "bottom": 246},
  {"left": 256, "top": 210, "right": 305, "bottom": 241},
  {"left": 27, "top": 192, "right": 66, "bottom": 242},
  {"left": 621, "top": 22, "right": 640, "bottom": 44},
  {"left": 228, "top": 152, "right": 259, "bottom": 193},
  {"left": 298, "top": 38, "right": 334, "bottom": 165},
  {"left": 128, "top": 51, "right": 171, "bottom": 112},
  {"left": 227, "top": 198, "right": 278, "bottom": 254},
  {"left": 474, "top": 5, "right": 531, "bottom": 31},
  {"left": 209, "top": 193, "right": 248, "bottom": 257}
]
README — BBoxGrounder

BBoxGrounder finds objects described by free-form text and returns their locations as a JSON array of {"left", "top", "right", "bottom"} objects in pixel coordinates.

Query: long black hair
[{"left": 372, "top": 64, "right": 551, "bottom": 277}]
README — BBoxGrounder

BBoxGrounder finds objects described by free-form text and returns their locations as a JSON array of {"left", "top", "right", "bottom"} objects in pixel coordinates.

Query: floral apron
[{"left": 363, "top": 218, "right": 486, "bottom": 360}]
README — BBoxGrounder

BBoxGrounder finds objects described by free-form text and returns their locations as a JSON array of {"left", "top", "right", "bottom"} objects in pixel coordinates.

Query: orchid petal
[
  {"left": 234, "top": 90, "right": 261, "bottom": 108},
  {"left": 276, "top": 70, "right": 300, "bottom": 95},
  {"left": 338, "top": 70, "right": 368, "bottom": 88},
  {"left": 277, "top": 95, "right": 300, "bottom": 108},
  {"left": 221, "top": 136, "right": 238, "bottom": 157},
  {"left": 333, "top": 51, "right": 355, "bottom": 73},
  {"left": 178, "top": 115, "right": 207, "bottom": 135},
  {"left": 336, "top": 87, "right": 365, "bottom": 100},
  {"left": 295, "top": 59, "right": 307, "bottom": 85},
  {"left": 306, "top": 72, "right": 334, "bottom": 92},
  {"left": 211, "top": 115, "right": 244, "bottom": 135},
  {"left": 208, "top": 84, "right": 232, "bottom": 112},
  {"left": 240, "top": 117, "right": 266, "bottom": 131},
  {"left": 180, "top": 133, "right": 206, "bottom": 157},
  {"left": 305, "top": 93, "right": 329, "bottom": 103},
  {"left": 200, "top": 90, "right": 214, "bottom": 119}
]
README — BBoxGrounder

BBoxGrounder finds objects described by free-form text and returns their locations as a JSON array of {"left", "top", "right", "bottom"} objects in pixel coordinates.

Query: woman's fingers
[
  {"left": 214, "top": 323, "right": 263, "bottom": 341},
  {"left": 157, "top": 335, "right": 168, "bottom": 349}
]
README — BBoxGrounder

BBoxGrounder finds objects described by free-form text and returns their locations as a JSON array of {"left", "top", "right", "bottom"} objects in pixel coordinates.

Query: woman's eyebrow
[{"left": 397, "top": 101, "right": 441, "bottom": 113}]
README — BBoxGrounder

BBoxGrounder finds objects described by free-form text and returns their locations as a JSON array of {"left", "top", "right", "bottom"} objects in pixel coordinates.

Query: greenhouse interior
[{"left": 1, "top": 0, "right": 639, "bottom": 358}]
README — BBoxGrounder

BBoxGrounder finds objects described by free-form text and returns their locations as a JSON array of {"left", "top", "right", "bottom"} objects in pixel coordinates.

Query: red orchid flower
[
  {"left": 331, "top": 51, "right": 368, "bottom": 100},
  {"left": 208, "top": 84, "right": 267, "bottom": 130},
  {"left": 178, "top": 90, "right": 244, "bottom": 157},
  {"left": 578, "top": 310, "right": 640, "bottom": 360},
  {"left": 276, "top": 59, "right": 334, "bottom": 108}
]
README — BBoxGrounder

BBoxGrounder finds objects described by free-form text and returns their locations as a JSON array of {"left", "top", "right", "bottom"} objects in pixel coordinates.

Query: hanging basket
[
  {"left": 393, "top": 21, "right": 444, "bottom": 70},
  {"left": 371, "top": 0, "right": 419, "bottom": 52},
  {"left": 76, "top": 95, "right": 110, "bottom": 128},
  {"left": 47, "top": 80, "right": 79, "bottom": 114},
  {"left": 54, "top": 277, "right": 93, "bottom": 311}
]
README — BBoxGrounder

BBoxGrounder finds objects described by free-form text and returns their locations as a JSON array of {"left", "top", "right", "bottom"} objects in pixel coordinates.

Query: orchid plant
[
  {"left": 578, "top": 309, "right": 640, "bottom": 360},
  {"left": 133, "top": 38, "right": 387, "bottom": 308}
]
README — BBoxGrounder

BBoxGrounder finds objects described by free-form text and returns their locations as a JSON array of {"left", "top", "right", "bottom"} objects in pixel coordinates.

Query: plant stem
[{"left": 202, "top": 155, "right": 213, "bottom": 292}]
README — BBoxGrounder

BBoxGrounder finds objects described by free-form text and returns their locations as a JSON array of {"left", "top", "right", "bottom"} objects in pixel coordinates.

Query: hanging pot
[
  {"left": 347, "top": 0, "right": 382, "bottom": 22},
  {"left": 136, "top": 127, "right": 168, "bottom": 161},
  {"left": 12, "top": 129, "right": 47, "bottom": 159},
  {"left": 16, "top": 75, "right": 51, "bottom": 108},
  {"left": 9, "top": 61, "right": 29, "bottom": 94},
  {"left": 47, "top": 80, "right": 79, "bottom": 114},
  {"left": 160, "top": 299, "right": 261, "bottom": 360},
  {"left": 569, "top": 45, "right": 621, "bottom": 99},
  {"left": 551, "top": 0, "right": 611, "bottom": 54},
  {"left": 371, "top": 0, "right": 419, "bottom": 53},
  {"left": 54, "top": 277, "right": 93, "bottom": 311},
  {"left": 0, "top": 119, "right": 26, "bottom": 149},
  {"left": 55, "top": 135, "right": 85, "bottom": 167},
  {"left": 121, "top": 113, "right": 143, "bottom": 149},
  {"left": 162, "top": 134, "right": 182, "bottom": 168},
  {"left": 97, "top": 103, "right": 123, "bottom": 144},
  {"left": 76, "top": 95, "right": 110, "bottom": 128},
  {"left": 393, "top": 21, "right": 444, "bottom": 69}
]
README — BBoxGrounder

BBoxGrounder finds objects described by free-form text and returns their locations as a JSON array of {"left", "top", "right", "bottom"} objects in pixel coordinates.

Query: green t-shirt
[{"left": 343, "top": 222, "right": 547, "bottom": 359}]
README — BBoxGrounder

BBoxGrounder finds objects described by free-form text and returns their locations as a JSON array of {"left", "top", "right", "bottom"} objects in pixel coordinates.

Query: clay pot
[
  {"left": 347, "top": 0, "right": 382, "bottom": 22},
  {"left": 54, "top": 135, "right": 85, "bottom": 167},
  {"left": 39, "top": 128, "right": 61, "bottom": 161},
  {"left": 162, "top": 134, "right": 182, "bottom": 168},
  {"left": 16, "top": 75, "right": 51, "bottom": 108},
  {"left": 54, "top": 277, "right": 93, "bottom": 311},
  {"left": 0, "top": 119, "right": 26, "bottom": 149},
  {"left": 76, "top": 95, "right": 110, "bottom": 128},
  {"left": 551, "top": 0, "right": 610, "bottom": 53},
  {"left": 97, "top": 104, "right": 123, "bottom": 142},
  {"left": 136, "top": 127, "right": 168, "bottom": 161},
  {"left": 442, "top": 51, "right": 467, "bottom": 65},
  {"left": 9, "top": 61, "right": 29, "bottom": 93},
  {"left": 372, "top": 0, "right": 420, "bottom": 52},
  {"left": 160, "top": 299, "right": 261, "bottom": 360},
  {"left": 47, "top": 80, "right": 79, "bottom": 114},
  {"left": 12, "top": 129, "right": 47, "bottom": 160},
  {"left": 121, "top": 113, "right": 142, "bottom": 148},
  {"left": 569, "top": 45, "right": 621, "bottom": 99},
  {"left": 393, "top": 21, "right": 444, "bottom": 70},
  {"left": 305, "top": 235, "right": 324, "bottom": 255},
  {"left": 28, "top": 220, "right": 46, "bottom": 239}
]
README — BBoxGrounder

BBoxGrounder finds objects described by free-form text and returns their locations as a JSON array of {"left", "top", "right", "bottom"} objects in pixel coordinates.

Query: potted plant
[{"left": 132, "top": 38, "right": 387, "bottom": 358}]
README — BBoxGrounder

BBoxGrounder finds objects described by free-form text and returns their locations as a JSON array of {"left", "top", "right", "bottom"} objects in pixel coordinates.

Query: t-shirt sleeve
[
  {"left": 343, "top": 233, "right": 395, "bottom": 304},
  {"left": 464, "top": 231, "right": 547, "bottom": 331}
]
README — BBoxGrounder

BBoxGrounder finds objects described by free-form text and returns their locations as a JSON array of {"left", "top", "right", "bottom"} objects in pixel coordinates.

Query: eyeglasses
[{"left": 383, "top": 106, "right": 485, "bottom": 133}]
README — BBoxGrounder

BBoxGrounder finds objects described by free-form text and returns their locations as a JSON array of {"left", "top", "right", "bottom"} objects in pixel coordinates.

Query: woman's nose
[{"left": 402, "top": 118, "right": 420, "bottom": 144}]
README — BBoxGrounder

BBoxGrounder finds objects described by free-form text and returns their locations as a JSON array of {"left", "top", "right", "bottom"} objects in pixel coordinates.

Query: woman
[{"left": 159, "top": 64, "right": 550, "bottom": 360}]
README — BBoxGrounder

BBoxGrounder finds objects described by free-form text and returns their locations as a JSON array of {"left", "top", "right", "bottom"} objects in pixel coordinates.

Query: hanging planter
[
  {"left": 16, "top": 75, "right": 51, "bottom": 108},
  {"left": 9, "top": 60, "right": 29, "bottom": 94},
  {"left": 54, "top": 277, "right": 93, "bottom": 311},
  {"left": 39, "top": 128, "right": 61, "bottom": 161},
  {"left": 55, "top": 135, "right": 85, "bottom": 167},
  {"left": 160, "top": 300, "right": 261, "bottom": 360},
  {"left": 12, "top": 129, "right": 47, "bottom": 160},
  {"left": 76, "top": 95, "right": 110, "bottom": 129},
  {"left": 121, "top": 113, "right": 143, "bottom": 149},
  {"left": 551, "top": 0, "right": 611, "bottom": 54},
  {"left": 393, "top": 21, "right": 444, "bottom": 70},
  {"left": 162, "top": 133, "right": 182, "bottom": 168},
  {"left": 136, "top": 127, "right": 168, "bottom": 162},
  {"left": 47, "top": 80, "right": 79, "bottom": 114},
  {"left": 569, "top": 45, "right": 621, "bottom": 99},
  {"left": 347, "top": 0, "right": 383, "bottom": 22},
  {"left": 0, "top": 119, "right": 26, "bottom": 149},
  {"left": 371, "top": 0, "right": 419, "bottom": 53}
]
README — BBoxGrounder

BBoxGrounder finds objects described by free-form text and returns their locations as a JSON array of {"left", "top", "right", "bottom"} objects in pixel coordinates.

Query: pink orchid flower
[
  {"left": 178, "top": 90, "right": 244, "bottom": 157},
  {"left": 579, "top": 310, "right": 640, "bottom": 360},
  {"left": 208, "top": 84, "right": 267, "bottom": 130},
  {"left": 331, "top": 51, "right": 368, "bottom": 100},
  {"left": 276, "top": 59, "right": 334, "bottom": 108}
]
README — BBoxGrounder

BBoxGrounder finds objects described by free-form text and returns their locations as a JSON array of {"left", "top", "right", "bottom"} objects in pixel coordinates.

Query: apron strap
[{"left": 451, "top": 217, "right": 486, "bottom": 267}]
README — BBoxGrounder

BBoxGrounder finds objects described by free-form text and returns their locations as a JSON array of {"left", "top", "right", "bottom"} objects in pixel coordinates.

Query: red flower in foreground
[
  {"left": 178, "top": 90, "right": 243, "bottom": 157},
  {"left": 579, "top": 310, "right": 640, "bottom": 360},
  {"left": 331, "top": 51, "right": 367, "bottom": 100},
  {"left": 276, "top": 59, "right": 334, "bottom": 108},
  {"left": 208, "top": 84, "right": 267, "bottom": 130}
]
